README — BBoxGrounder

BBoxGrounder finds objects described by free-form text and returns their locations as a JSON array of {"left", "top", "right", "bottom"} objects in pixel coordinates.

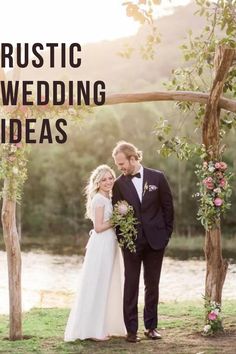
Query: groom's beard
[{"left": 122, "top": 167, "right": 135, "bottom": 176}]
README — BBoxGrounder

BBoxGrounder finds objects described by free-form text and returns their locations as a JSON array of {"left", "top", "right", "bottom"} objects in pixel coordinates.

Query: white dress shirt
[{"left": 131, "top": 165, "right": 143, "bottom": 202}]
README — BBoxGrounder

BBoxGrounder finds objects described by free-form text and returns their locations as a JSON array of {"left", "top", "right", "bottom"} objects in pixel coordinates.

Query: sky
[{"left": 0, "top": 0, "right": 191, "bottom": 44}]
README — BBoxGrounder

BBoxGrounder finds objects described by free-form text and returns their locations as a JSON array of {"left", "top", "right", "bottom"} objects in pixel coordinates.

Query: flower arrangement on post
[
  {"left": 111, "top": 200, "right": 138, "bottom": 253},
  {"left": 194, "top": 160, "right": 233, "bottom": 230},
  {"left": 203, "top": 297, "right": 223, "bottom": 336}
]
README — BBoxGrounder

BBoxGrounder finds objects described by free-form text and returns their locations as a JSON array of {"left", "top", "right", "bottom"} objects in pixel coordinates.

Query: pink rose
[
  {"left": 208, "top": 311, "right": 217, "bottom": 321},
  {"left": 219, "top": 162, "right": 227, "bottom": 171},
  {"left": 215, "top": 162, "right": 221, "bottom": 169},
  {"left": 203, "top": 177, "right": 214, "bottom": 189},
  {"left": 219, "top": 178, "right": 226, "bottom": 187},
  {"left": 203, "top": 177, "right": 213, "bottom": 185},
  {"left": 214, "top": 198, "right": 223, "bottom": 207},
  {"left": 118, "top": 203, "right": 128, "bottom": 215}
]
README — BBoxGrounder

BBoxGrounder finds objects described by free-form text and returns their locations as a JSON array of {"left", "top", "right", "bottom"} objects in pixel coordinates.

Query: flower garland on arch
[{"left": 194, "top": 159, "right": 233, "bottom": 230}]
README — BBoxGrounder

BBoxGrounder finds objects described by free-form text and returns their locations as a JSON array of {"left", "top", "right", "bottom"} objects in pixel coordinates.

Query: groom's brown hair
[{"left": 112, "top": 141, "right": 143, "bottom": 161}]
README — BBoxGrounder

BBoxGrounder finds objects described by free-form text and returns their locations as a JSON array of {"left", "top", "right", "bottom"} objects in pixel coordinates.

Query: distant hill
[{"left": 7, "top": 2, "right": 206, "bottom": 93}]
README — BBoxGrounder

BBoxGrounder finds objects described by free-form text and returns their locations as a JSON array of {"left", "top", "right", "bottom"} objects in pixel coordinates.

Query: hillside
[{"left": 7, "top": 2, "right": 205, "bottom": 93}]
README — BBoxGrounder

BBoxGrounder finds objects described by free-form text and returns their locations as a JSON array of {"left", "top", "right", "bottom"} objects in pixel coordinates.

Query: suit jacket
[{"left": 112, "top": 167, "right": 174, "bottom": 250}]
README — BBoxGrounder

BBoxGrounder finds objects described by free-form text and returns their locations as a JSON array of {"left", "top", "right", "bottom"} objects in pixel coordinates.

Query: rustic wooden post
[
  {"left": 202, "top": 46, "right": 234, "bottom": 303},
  {"left": 1, "top": 180, "right": 22, "bottom": 340},
  {"left": 0, "top": 66, "right": 22, "bottom": 340}
]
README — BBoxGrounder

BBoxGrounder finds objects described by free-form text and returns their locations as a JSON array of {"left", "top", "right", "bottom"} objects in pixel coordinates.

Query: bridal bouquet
[{"left": 111, "top": 200, "right": 138, "bottom": 253}]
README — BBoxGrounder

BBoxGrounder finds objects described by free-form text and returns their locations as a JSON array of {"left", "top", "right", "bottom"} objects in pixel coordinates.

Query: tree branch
[{"left": 104, "top": 91, "right": 236, "bottom": 113}]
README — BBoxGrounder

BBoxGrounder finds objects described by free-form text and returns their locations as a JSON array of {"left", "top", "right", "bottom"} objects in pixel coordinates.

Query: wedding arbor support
[
  {"left": 202, "top": 46, "right": 235, "bottom": 303},
  {"left": 1, "top": 45, "right": 235, "bottom": 340},
  {"left": 105, "top": 91, "right": 236, "bottom": 113},
  {"left": 0, "top": 68, "right": 22, "bottom": 340},
  {"left": 1, "top": 180, "right": 22, "bottom": 340}
]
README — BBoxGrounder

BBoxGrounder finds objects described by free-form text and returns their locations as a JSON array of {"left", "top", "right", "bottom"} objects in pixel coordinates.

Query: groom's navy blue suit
[{"left": 112, "top": 167, "right": 174, "bottom": 334}]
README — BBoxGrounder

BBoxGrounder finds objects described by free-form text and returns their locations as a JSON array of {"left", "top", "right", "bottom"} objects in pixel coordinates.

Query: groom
[{"left": 112, "top": 141, "right": 174, "bottom": 343}]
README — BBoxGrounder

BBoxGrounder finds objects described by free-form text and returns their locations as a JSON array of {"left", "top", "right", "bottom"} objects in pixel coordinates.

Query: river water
[{"left": 0, "top": 251, "right": 235, "bottom": 315}]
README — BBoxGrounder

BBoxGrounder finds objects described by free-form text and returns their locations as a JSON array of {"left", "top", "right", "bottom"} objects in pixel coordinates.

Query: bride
[{"left": 64, "top": 164, "right": 126, "bottom": 341}]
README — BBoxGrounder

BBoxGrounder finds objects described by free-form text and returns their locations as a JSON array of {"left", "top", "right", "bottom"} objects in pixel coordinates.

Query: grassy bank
[{"left": 0, "top": 300, "right": 236, "bottom": 353}]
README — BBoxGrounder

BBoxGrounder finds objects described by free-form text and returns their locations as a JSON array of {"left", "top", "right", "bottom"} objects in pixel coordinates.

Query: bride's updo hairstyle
[
  {"left": 112, "top": 141, "right": 143, "bottom": 161},
  {"left": 85, "top": 164, "right": 116, "bottom": 219}
]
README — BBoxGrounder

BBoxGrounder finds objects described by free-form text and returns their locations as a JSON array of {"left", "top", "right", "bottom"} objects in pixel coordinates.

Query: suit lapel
[
  {"left": 120, "top": 175, "right": 141, "bottom": 209},
  {"left": 142, "top": 168, "right": 149, "bottom": 202}
]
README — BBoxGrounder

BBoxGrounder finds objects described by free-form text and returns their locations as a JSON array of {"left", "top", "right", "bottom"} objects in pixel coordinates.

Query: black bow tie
[{"left": 128, "top": 172, "right": 141, "bottom": 179}]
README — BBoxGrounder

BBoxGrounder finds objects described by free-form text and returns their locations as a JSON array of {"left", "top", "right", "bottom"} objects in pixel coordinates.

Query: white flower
[
  {"left": 203, "top": 324, "right": 211, "bottom": 333},
  {"left": 208, "top": 166, "right": 215, "bottom": 172},
  {"left": 11, "top": 145, "right": 17, "bottom": 153},
  {"left": 12, "top": 167, "right": 19, "bottom": 175},
  {"left": 213, "top": 308, "right": 220, "bottom": 315}
]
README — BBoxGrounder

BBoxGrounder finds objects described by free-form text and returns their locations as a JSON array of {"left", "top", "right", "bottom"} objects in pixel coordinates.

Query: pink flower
[
  {"left": 219, "top": 178, "right": 226, "bottom": 187},
  {"left": 15, "top": 142, "right": 22, "bottom": 148},
  {"left": 117, "top": 203, "right": 128, "bottom": 215},
  {"left": 214, "top": 198, "right": 223, "bottom": 207},
  {"left": 215, "top": 162, "right": 221, "bottom": 169},
  {"left": 203, "top": 177, "right": 214, "bottom": 190},
  {"left": 208, "top": 311, "right": 217, "bottom": 321},
  {"left": 219, "top": 162, "right": 227, "bottom": 171}
]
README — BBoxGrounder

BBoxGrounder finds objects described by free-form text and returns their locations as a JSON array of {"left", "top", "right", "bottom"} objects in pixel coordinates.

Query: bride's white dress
[{"left": 64, "top": 193, "right": 126, "bottom": 341}]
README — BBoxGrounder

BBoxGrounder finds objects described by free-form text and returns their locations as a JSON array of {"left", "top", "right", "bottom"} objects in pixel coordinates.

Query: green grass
[{"left": 0, "top": 300, "right": 236, "bottom": 353}]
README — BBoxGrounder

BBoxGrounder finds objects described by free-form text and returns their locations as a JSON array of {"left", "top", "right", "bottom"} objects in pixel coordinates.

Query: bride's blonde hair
[{"left": 85, "top": 164, "right": 116, "bottom": 219}]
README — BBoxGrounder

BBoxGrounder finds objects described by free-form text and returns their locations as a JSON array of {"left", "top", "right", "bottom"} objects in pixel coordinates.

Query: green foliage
[
  {"left": 152, "top": 0, "right": 236, "bottom": 231},
  {"left": 0, "top": 103, "right": 87, "bottom": 201},
  {"left": 167, "top": 0, "right": 236, "bottom": 102},
  {"left": 0, "top": 107, "right": 29, "bottom": 201},
  {"left": 111, "top": 200, "right": 138, "bottom": 253},
  {"left": 154, "top": 116, "right": 202, "bottom": 160},
  {"left": 121, "top": 0, "right": 161, "bottom": 59}
]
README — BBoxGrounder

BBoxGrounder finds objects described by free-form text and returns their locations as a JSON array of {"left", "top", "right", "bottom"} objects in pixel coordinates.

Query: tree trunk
[
  {"left": 202, "top": 46, "right": 234, "bottom": 304},
  {"left": 204, "top": 228, "right": 228, "bottom": 302},
  {"left": 1, "top": 179, "right": 22, "bottom": 340}
]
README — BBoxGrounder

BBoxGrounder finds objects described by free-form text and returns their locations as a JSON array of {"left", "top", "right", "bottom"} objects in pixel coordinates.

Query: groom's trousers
[{"left": 122, "top": 239, "right": 165, "bottom": 334}]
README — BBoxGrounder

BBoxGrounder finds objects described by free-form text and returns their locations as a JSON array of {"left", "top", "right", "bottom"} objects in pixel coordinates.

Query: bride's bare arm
[{"left": 94, "top": 206, "right": 112, "bottom": 233}]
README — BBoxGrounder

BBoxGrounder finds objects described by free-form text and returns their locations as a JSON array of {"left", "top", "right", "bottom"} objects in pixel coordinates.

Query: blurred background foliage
[{"left": 1, "top": 2, "right": 236, "bottom": 250}]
